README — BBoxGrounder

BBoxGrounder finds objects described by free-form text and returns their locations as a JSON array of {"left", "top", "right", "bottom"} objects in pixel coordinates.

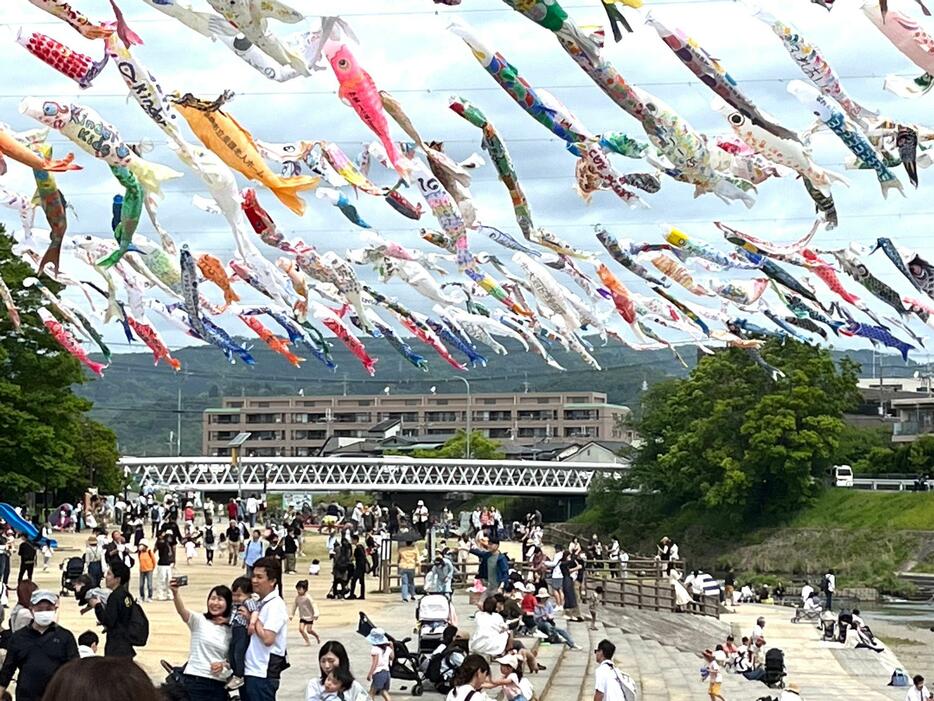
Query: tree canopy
[
  {"left": 0, "top": 229, "right": 120, "bottom": 503},
  {"left": 411, "top": 430, "right": 505, "bottom": 460},
  {"left": 630, "top": 341, "right": 860, "bottom": 524}
]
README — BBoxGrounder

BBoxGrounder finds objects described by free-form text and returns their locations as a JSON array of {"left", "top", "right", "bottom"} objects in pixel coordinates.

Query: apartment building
[{"left": 202, "top": 391, "right": 633, "bottom": 457}]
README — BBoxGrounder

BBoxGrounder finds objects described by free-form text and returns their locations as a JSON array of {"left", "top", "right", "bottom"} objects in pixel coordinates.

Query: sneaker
[
  {"left": 532, "top": 630, "right": 548, "bottom": 639},
  {"left": 572, "top": 645, "right": 583, "bottom": 651},
  {"left": 226, "top": 676, "right": 244, "bottom": 690}
]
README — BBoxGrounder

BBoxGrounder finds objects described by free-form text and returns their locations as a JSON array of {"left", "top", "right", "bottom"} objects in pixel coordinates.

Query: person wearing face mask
[{"left": 0, "top": 590, "right": 79, "bottom": 701}]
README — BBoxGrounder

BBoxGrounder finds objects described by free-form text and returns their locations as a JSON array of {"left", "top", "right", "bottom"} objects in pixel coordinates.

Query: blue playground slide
[{"left": 0, "top": 502, "right": 57, "bottom": 548}]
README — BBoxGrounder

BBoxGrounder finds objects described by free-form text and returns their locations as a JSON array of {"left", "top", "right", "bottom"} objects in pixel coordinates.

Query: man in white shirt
[
  {"left": 751, "top": 616, "right": 766, "bottom": 646},
  {"left": 593, "top": 639, "right": 631, "bottom": 701},
  {"left": 800, "top": 582, "right": 813, "bottom": 605},
  {"left": 908, "top": 675, "right": 933, "bottom": 701},
  {"left": 412, "top": 500, "right": 430, "bottom": 539},
  {"left": 823, "top": 569, "right": 836, "bottom": 611},
  {"left": 243, "top": 557, "right": 288, "bottom": 701},
  {"left": 245, "top": 495, "right": 259, "bottom": 528}
]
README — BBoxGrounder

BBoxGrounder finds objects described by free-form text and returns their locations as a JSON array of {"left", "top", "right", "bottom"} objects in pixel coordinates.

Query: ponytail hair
[{"left": 451, "top": 654, "right": 490, "bottom": 688}]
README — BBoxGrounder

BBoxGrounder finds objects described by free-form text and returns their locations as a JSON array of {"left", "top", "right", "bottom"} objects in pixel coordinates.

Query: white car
[{"left": 834, "top": 465, "right": 854, "bottom": 488}]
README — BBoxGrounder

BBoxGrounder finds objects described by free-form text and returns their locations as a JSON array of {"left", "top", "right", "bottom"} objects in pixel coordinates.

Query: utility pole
[
  {"left": 452, "top": 377, "right": 471, "bottom": 458},
  {"left": 176, "top": 380, "right": 182, "bottom": 456}
]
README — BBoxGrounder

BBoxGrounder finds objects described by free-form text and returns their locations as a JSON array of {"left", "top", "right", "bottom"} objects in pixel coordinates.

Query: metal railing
[{"left": 121, "top": 456, "right": 629, "bottom": 494}]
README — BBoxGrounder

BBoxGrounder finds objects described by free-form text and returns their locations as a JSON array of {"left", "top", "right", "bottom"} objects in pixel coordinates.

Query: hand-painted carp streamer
[
  {"left": 206, "top": 0, "right": 310, "bottom": 76},
  {"left": 172, "top": 92, "right": 319, "bottom": 215},
  {"left": 0, "top": 275, "right": 21, "bottom": 331},
  {"left": 126, "top": 314, "right": 181, "bottom": 371},
  {"left": 198, "top": 254, "right": 240, "bottom": 308},
  {"left": 749, "top": 5, "right": 877, "bottom": 128},
  {"left": 20, "top": 99, "right": 182, "bottom": 197},
  {"left": 646, "top": 14, "right": 799, "bottom": 143},
  {"left": 788, "top": 81, "right": 904, "bottom": 198},
  {"left": 38, "top": 307, "right": 106, "bottom": 377},
  {"left": 240, "top": 314, "right": 304, "bottom": 368},
  {"left": 32, "top": 144, "right": 70, "bottom": 275},
  {"left": 27, "top": 0, "right": 115, "bottom": 39},
  {"left": 450, "top": 23, "right": 589, "bottom": 148},
  {"left": 862, "top": 0, "right": 934, "bottom": 76},
  {"left": 98, "top": 166, "right": 143, "bottom": 269},
  {"left": 16, "top": 30, "right": 108, "bottom": 89},
  {"left": 499, "top": 0, "right": 601, "bottom": 62},
  {"left": 325, "top": 43, "right": 410, "bottom": 182},
  {"left": 602, "top": 0, "right": 641, "bottom": 41}
]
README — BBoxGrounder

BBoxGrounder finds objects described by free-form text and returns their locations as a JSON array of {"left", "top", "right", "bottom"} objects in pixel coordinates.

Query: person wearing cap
[
  {"left": 0, "top": 590, "right": 78, "bottom": 701},
  {"left": 701, "top": 649, "right": 725, "bottom": 701},
  {"left": 365, "top": 628, "right": 394, "bottom": 701},
  {"left": 426, "top": 554, "right": 455, "bottom": 594},
  {"left": 412, "top": 500, "right": 430, "bottom": 540},
  {"left": 137, "top": 539, "right": 156, "bottom": 603},
  {"left": 532, "top": 588, "right": 579, "bottom": 649},
  {"left": 488, "top": 653, "right": 532, "bottom": 701}
]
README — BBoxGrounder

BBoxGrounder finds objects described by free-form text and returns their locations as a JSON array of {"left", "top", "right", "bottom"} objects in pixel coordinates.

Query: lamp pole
[{"left": 453, "top": 377, "right": 471, "bottom": 458}]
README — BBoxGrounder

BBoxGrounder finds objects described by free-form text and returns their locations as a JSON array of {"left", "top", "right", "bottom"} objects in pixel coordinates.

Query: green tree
[
  {"left": 834, "top": 425, "right": 894, "bottom": 473},
  {"left": 0, "top": 228, "right": 119, "bottom": 504},
  {"left": 412, "top": 430, "right": 504, "bottom": 459},
  {"left": 629, "top": 341, "right": 860, "bottom": 524}
]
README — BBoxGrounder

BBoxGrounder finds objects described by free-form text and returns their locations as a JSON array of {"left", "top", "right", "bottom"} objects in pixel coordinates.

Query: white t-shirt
[
  {"left": 751, "top": 624, "right": 765, "bottom": 642},
  {"left": 469, "top": 611, "right": 508, "bottom": 657},
  {"left": 594, "top": 661, "right": 628, "bottom": 701},
  {"left": 371, "top": 645, "right": 392, "bottom": 673},
  {"left": 825, "top": 573, "right": 836, "bottom": 592},
  {"left": 446, "top": 685, "right": 495, "bottom": 701},
  {"left": 244, "top": 591, "right": 289, "bottom": 678},
  {"left": 906, "top": 685, "right": 932, "bottom": 701},
  {"left": 306, "top": 678, "right": 368, "bottom": 701},
  {"left": 800, "top": 584, "right": 814, "bottom": 603},
  {"left": 186, "top": 614, "right": 232, "bottom": 680},
  {"left": 706, "top": 660, "right": 722, "bottom": 684},
  {"left": 501, "top": 672, "right": 527, "bottom": 701},
  {"left": 246, "top": 497, "right": 258, "bottom": 515}
]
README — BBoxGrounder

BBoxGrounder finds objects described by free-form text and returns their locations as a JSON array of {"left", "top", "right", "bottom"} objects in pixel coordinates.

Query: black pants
[
  {"left": 18, "top": 560, "right": 35, "bottom": 583},
  {"left": 415, "top": 521, "right": 427, "bottom": 538},
  {"left": 348, "top": 569, "right": 366, "bottom": 599},
  {"left": 0, "top": 553, "right": 9, "bottom": 586},
  {"left": 825, "top": 591, "right": 833, "bottom": 611},
  {"left": 206, "top": 547, "right": 214, "bottom": 565},
  {"left": 369, "top": 552, "right": 380, "bottom": 576}
]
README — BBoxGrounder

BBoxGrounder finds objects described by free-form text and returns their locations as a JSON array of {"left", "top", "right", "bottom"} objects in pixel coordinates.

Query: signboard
[{"left": 281, "top": 492, "right": 317, "bottom": 510}]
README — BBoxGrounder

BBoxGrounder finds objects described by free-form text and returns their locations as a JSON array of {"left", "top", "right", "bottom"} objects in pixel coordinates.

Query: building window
[
  {"left": 489, "top": 428, "right": 511, "bottom": 438},
  {"left": 426, "top": 411, "right": 460, "bottom": 422},
  {"left": 564, "top": 410, "right": 598, "bottom": 421},
  {"left": 334, "top": 430, "right": 361, "bottom": 438},
  {"left": 405, "top": 399, "right": 420, "bottom": 406},
  {"left": 255, "top": 402, "right": 269, "bottom": 408},
  {"left": 568, "top": 396, "right": 589, "bottom": 403},
  {"left": 564, "top": 427, "right": 597, "bottom": 438},
  {"left": 518, "top": 427, "right": 547, "bottom": 438},
  {"left": 227, "top": 401, "right": 243, "bottom": 408},
  {"left": 246, "top": 413, "right": 277, "bottom": 424},
  {"left": 518, "top": 410, "right": 557, "bottom": 421},
  {"left": 211, "top": 414, "right": 240, "bottom": 425}
]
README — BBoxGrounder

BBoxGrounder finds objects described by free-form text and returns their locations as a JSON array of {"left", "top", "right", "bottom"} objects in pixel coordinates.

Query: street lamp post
[
  {"left": 452, "top": 377, "right": 471, "bottom": 458},
  {"left": 227, "top": 432, "right": 252, "bottom": 500}
]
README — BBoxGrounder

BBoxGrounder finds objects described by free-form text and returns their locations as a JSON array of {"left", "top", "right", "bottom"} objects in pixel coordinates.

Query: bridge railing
[{"left": 121, "top": 455, "right": 629, "bottom": 495}]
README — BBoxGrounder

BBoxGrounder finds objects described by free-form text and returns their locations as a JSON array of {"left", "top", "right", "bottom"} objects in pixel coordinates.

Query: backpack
[
  {"left": 126, "top": 597, "right": 150, "bottom": 647},
  {"left": 820, "top": 575, "right": 830, "bottom": 593},
  {"left": 889, "top": 668, "right": 911, "bottom": 687}
]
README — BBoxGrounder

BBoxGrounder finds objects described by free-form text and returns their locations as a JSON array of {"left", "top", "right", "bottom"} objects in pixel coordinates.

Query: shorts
[
  {"left": 708, "top": 682, "right": 722, "bottom": 696},
  {"left": 549, "top": 577, "right": 562, "bottom": 591},
  {"left": 299, "top": 618, "right": 315, "bottom": 625},
  {"left": 323, "top": 515, "right": 338, "bottom": 526},
  {"left": 371, "top": 670, "right": 391, "bottom": 692}
]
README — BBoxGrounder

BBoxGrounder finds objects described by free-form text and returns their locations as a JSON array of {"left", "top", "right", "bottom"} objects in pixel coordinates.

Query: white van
[{"left": 834, "top": 465, "right": 854, "bottom": 488}]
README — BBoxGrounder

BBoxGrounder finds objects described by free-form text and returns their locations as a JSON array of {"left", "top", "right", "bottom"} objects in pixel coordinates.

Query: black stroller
[
  {"left": 763, "top": 648, "right": 786, "bottom": 688},
  {"left": 358, "top": 612, "right": 426, "bottom": 696},
  {"left": 60, "top": 556, "right": 85, "bottom": 596}
]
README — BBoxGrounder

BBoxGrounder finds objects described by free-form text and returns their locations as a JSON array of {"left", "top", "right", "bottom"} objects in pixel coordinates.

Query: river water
[{"left": 861, "top": 599, "right": 934, "bottom": 628}]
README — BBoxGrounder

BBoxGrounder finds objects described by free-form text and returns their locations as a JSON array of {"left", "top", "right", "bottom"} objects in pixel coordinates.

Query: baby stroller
[
  {"left": 763, "top": 648, "right": 786, "bottom": 688},
  {"left": 358, "top": 612, "right": 426, "bottom": 696},
  {"left": 790, "top": 604, "right": 821, "bottom": 624},
  {"left": 60, "top": 556, "right": 86, "bottom": 596},
  {"left": 416, "top": 593, "right": 453, "bottom": 657}
]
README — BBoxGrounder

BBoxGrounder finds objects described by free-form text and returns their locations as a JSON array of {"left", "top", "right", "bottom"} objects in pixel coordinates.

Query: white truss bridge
[{"left": 120, "top": 456, "right": 628, "bottom": 495}]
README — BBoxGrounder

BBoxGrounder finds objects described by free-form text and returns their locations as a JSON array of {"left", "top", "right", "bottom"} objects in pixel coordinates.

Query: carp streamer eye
[
  {"left": 729, "top": 113, "right": 744, "bottom": 126},
  {"left": 338, "top": 59, "right": 349, "bottom": 70},
  {"left": 43, "top": 103, "right": 59, "bottom": 116}
]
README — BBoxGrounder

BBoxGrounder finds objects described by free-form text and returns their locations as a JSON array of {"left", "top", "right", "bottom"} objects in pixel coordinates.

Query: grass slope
[{"left": 789, "top": 490, "right": 934, "bottom": 531}]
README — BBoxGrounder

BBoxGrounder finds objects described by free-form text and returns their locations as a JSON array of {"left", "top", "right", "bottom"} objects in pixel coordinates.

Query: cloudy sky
[{"left": 1, "top": 0, "right": 933, "bottom": 371}]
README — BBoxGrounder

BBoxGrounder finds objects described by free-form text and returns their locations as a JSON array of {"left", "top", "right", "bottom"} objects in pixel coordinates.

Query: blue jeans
[
  {"left": 139, "top": 570, "right": 153, "bottom": 600},
  {"left": 536, "top": 620, "right": 575, "bottom": 648},
  {"left": 243, "top": 676, "right": 279, "bottom": 701},
  {"left": 400, "top": 568, "right": 415, "bottom": 601},
  {"left": 182, "top": 674, "right": 228, "bottom": 701},
  {"left": 229, "top": 625, "right": 249, "bottom": 678}
]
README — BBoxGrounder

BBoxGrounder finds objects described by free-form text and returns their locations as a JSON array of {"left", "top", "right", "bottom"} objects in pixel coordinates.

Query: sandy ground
[{"left": 3, "top": 526, "right": 526, "bottom": 695}]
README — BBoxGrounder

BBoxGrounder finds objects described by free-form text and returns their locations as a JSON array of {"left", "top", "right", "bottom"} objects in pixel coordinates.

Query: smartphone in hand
[{"left": 174, "top": 576, "right": 189, "bottom": 587}]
